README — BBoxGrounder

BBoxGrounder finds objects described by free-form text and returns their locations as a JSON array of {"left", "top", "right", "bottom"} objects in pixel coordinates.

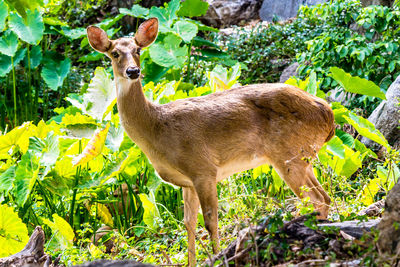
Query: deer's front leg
[
  {"left": 183, "top": 187, "right": 200, "bottom": 267},
  {"left": 194, "top": 179, "right": 220, "bottom": 254}
]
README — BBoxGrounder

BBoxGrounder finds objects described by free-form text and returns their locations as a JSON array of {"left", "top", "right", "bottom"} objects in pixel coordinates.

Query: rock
[
  {"left": 361, "top": 75, "right": 400, "bottom": 148},
  {"left": 378, "top": 181, "right": 400, "bottom": 255},
  {"left": 360, "top": 0, "right": 394, "bottom": 6},
  {"left": 259, "top": 0, "right": 327, "bottom": 22},
  {"left": 200, "top": 0, "right": 262, "bottom": 28},
  {"left": 318, "top": 219, "right": 381, "bottom": 239},
  {"left": 279, "top": 62, "right": 299, "bottom": 83}
]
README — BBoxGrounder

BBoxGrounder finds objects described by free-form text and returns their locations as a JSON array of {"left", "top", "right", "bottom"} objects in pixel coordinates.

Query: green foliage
[
  {"left": 0, "top": 204, "right": 29, "bottom": 256},
  {"left": 329, "top": 67, "right": 386, "bottom": 100}
]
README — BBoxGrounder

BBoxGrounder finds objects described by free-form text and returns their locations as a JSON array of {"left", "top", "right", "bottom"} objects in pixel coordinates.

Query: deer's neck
[{"left": 116, "top": 78, "right": 159, "bottom": 145}]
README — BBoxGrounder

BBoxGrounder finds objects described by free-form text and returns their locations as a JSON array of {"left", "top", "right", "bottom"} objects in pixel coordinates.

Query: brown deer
[{"left": 87, "top": 18, "right": 335, "bottom": 266}]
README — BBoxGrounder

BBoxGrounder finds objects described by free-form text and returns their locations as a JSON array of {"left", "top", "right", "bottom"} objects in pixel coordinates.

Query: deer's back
[{"left": 148, "top": 83, "right": 334, "bottom": 180}]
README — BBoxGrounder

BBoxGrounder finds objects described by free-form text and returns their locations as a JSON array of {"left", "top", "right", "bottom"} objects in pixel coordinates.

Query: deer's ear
[
  {"left": 135, "top": 18, "right": 158, "bottom": 48},
  {"left": 87, "top": 26, "right": 111, "bottom": 53}
]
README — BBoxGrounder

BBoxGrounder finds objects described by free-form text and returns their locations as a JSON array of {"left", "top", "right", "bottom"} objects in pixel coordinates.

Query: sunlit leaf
[
  {"left": 0, "top": 166, "right": 16, "bottom": 194},
  {"left": 43, "top": 214, "right": 74, "bottom": 249},
  {"left": 13, "top": 151, "right": 40, "bottom": 206},
  {"left": 0, "top": 30, "right": 18, "bottom": 57},
  {"left": 82, "top": 67, "right": 116, "bottom": 121},
  {"left": 119, "top": 5, "right": 149, "bottom": 18},
  {"left": 329, "top": 67, "right": 386, "bottom": 100},
  {"left": 178, "top": 0, "right": 209, "bottom": 17},
  {"left": 139, "top": 193, "right": 160, "bottom": 230},
  {"left": 148, "top": 0, "right": 180, "bottom": 32},
  {"left": 149, "top": 33, "right": 187, "bottom": 68},
  {"left": 94, "top": 203, "right": 113, "bottom": 227},
  {"left": 0, "top": 204, "right": 29, "bottom": 257},
  {"left": 0, "top": 1, "right": 8, "bottom": 32},
  {"left": 252, "top": 164, "right": 270, "bottom": 179},
  {"left": 0, "top": 47, "right": 26, "bottom": 77},
  {"left": 41, "top": 55, "right": 71, "bottom": 91},
  {"left": 0, "top": 122, "right": 32, "bottom": 156},
  {"left": 72, "top": 124, "right": 110, "bottom": 166},
  {"left": 360, "top": 178, "right": 380, "bottom": 206},
  {"left": 173, "top": 20, "right": 198, "bottom": 43},
  {"left": 344, "top": 112, "right": 390, "bottom": 149},
  {"left": 61, "top": 113, "right": 97, "bottom": 127},
  {"left": 23, "top": 45, "right": 42, "bottom": 69},
  {"left": 207, "top": 63, "right": 241, "bottom": 91},
  {"left": 9, "top": 9, "right": 44, "bottom": 45}
]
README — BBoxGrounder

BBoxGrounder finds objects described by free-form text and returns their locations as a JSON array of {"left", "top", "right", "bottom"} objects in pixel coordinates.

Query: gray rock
[
  {"left": 318, "top": 219, "right": 381, "bottom": 239},
  {"left": 259, "top": 0, "right": 327, "bottom": 22},
  {"left": 361, "top": 75, "right": 400, "bottom": 148},
  {"left": 279, "top": 62, "right": 299, "bottom": 83},
  {"left": 378, "top": 180, "right": 400, "bottom": 254},
  {"left": 200, "top": 0, "right": 262, "bottom": 28},
  {"left": 360, "top": 0, "right": 394, "bottom": 6}
]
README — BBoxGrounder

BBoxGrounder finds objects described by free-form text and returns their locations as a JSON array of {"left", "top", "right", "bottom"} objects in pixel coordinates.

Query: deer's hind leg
[{"left": 271, "top": 158, "right": 330, "bottom": 219}]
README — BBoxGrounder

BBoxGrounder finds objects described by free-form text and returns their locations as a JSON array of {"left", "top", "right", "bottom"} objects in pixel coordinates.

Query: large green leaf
[
  {"left": 173, "top": 20, "right": 198, "bottom": 43},
  {"left": 28, "top": 132, "right": 59, "bottom": 168},
  {"left": 0, "top": 30, "right": 18, "bottom": 57},
  {"left": 119, "top": 5, "right": 149, "bottom": 18},
  {"left": 344, "top": 112, "right": 390, "bottom": 149},
  {"left": 0, "top": 166, "right": 16, "bottom": 194},
  {"left": 60, "top": 26, "right": 86, "bottom": 40},
  {"left": 178, "top": 0, "right": 209, "bottom": 17},
  {"left": 23, "top": 45, "right": 42, "bottom": 69},
  {"left": 0, "top": 204, "right": 29, "bottom": 257},
  {"left": 139, "top": 193, "right": 160, "bottom": 230},
  {"left": 0, "top": 47, "right": 26, "bottom": 77},
  {"left": 9, "top": 9, "right": 44, "bottom": 45},
  {"left": 43, "top": 214, "right": 74, "bottom": 249},
  {"left": 149, "top": 34, "right": 187, "bottom": 68},
  {"left": 13, "top": 151, "right": 40, "bottom": 206},
  {"left": 325, "top": 136, "right": 345, "bottom": 159},
  {"left": 148, "top": 0, "right": 180, "bottom": 32},
  {"left": 41, "top": 55, "right": 71, "bottom": 91},
  {"left": 81, "top": 67, "right": 116, "bottom": 120},
  {"left": 329, "top": 67, "right": 386, "bottom": 100},
  {"left": 4, "top": 0, "right": 43, "bottom": 19},
  {"left": 0, "top": 1, "right": 8, "bottom": 32}
]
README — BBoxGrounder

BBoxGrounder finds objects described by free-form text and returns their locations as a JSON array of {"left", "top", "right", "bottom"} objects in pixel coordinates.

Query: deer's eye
[
  {"left": 111, "top": 51, "right": 119, "bottom": 58},
  {"left": 136, "top": 48, "right": 141, "bottom": 55}
]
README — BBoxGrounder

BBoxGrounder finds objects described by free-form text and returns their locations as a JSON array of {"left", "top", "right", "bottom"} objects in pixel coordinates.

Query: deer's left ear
[{"left": 135, "top": 18, "right": 158, "bottom": 48}]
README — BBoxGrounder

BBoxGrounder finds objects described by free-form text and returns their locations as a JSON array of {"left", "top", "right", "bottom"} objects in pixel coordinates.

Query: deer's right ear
[{"left": 87, "top": 26, "right": 111, "bottom": 53}]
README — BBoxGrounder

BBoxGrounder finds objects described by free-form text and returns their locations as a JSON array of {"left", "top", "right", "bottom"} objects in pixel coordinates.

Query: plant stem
[
  {"left": 27, "top": 45, "right": 32, "bottom": 121},
  {"left": 69, "top": 140, "right": 82, "bottom": 227},
  {"left": 11, "top": 56, "right": 17, "bottom": 127},
  {"left": 185, "top": 41, "right": 192, "bottom": 83}
]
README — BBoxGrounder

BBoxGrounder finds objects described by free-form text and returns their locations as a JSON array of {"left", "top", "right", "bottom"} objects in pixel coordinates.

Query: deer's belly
[
  {"left": 151, "top": 161, "right": 194, "bottom": 188},
  {"left": 216, "top": 156, "right": 269, "bottom": 182}
]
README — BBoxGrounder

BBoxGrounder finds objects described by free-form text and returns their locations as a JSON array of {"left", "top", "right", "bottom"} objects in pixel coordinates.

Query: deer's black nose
[{"left": 126, "top": 67, "right": 140, "bottom": 79}]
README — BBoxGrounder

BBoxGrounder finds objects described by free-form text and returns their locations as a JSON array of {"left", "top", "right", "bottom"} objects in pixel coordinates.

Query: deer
[{"left": 87, "top": 18, "right": 335, "bottom": 266}]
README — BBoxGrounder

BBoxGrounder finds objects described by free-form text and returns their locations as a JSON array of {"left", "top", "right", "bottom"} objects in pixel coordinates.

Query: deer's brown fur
[{"left": 87, "top": 18, "right": 335, "bottom": 266}]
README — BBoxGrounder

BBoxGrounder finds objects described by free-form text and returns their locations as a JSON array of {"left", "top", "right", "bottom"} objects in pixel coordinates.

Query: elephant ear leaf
[
  {"left": 329, "top": 67, "right": 386, "bottom": 100},
  {"left": 9, "top": 9, "right": 44, "bottom": 45},
  {"left": 0, "top": 204, "right": 29, "bottom": 257},
  {"left": 0, "top": 1, "right": 8, "bottom": 32},
  {"left": 178, "top": 0, "right": 209, "bottom": 17},
  {"left": 72, "top": 124, "right": 110, "bottom": 166}
]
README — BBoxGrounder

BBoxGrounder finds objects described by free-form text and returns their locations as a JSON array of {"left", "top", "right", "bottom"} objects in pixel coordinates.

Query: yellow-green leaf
[
  {"left": 72, "top": 124, "right": 110, "bottom": 166},
  {"left": 0, "top": 204, "right": 29, "bottom": 257},
  {"left": 43, "top": 214, "right": 74, "bottom": 249}
]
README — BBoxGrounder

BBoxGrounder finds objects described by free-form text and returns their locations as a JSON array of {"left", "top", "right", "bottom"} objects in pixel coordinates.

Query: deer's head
[{"left": 87, "top": 18, "right": 158, "bottom": 80}]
